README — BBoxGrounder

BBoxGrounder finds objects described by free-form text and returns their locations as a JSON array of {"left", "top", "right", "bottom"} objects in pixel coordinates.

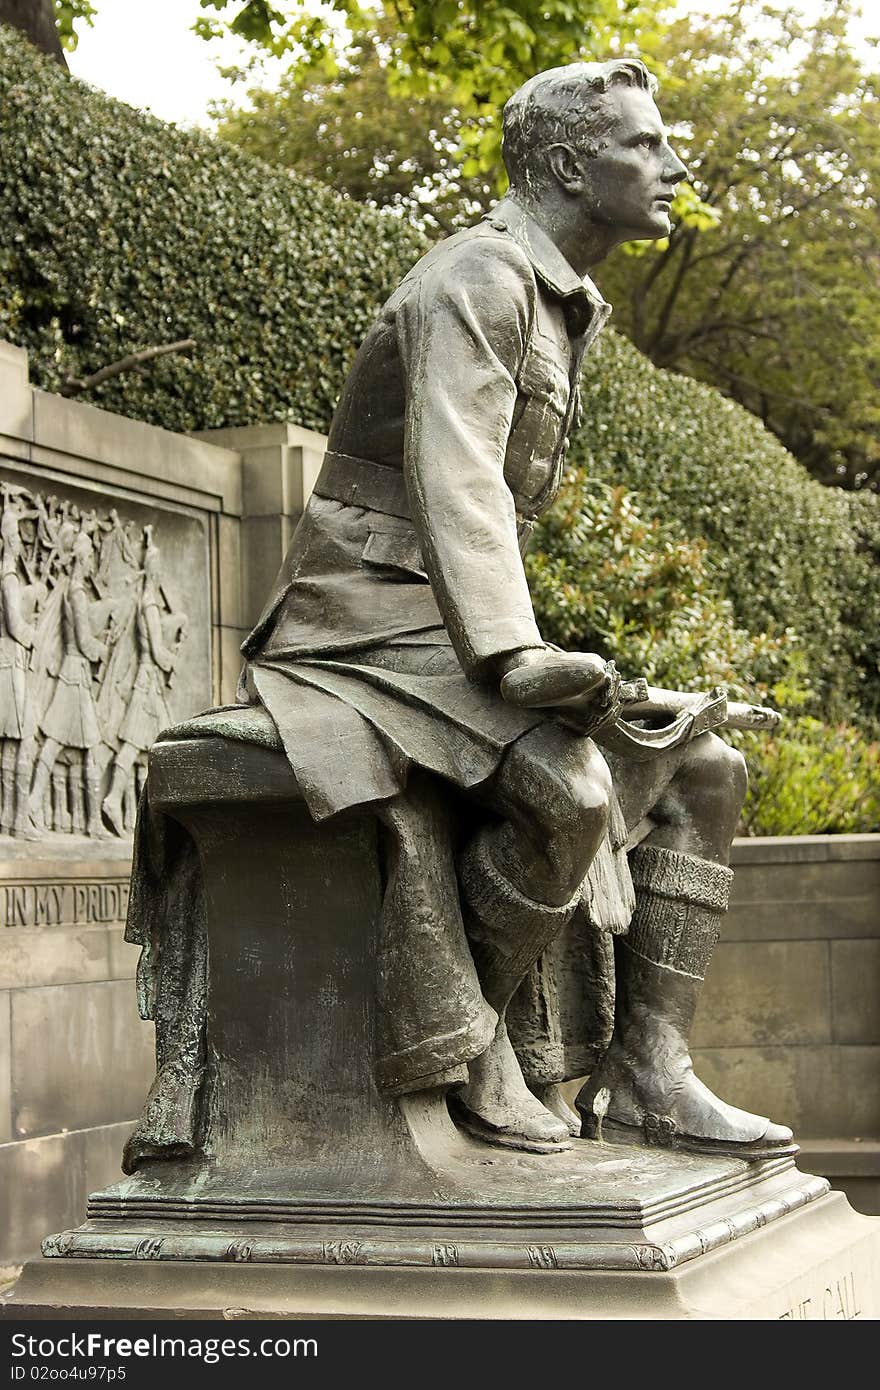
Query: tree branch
[{"left": 62, "top": 340, "right": 197, "bottom": 396}]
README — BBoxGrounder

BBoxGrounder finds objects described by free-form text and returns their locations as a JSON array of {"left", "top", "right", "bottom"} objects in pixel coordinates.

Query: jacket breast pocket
[
  {"left": 506, "top": 348, "right": 570, "bottom": 500},
  {"left": 361, "top": 528, "right": 429, "bottom": 582}
]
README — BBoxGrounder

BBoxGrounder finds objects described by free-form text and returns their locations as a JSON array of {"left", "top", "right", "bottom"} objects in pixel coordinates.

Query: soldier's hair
[{"left": 502, "top": 59, "right": 658, "bottom": 190}]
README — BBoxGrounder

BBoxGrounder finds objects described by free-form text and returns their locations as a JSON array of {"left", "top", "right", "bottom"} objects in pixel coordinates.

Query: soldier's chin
[{"left": 643, "top": 206, "right": 672, "bottom": 237}]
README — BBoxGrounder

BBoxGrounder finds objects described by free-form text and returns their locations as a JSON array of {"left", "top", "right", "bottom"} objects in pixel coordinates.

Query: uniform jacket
[{"left": 243, "top": 197, "right": 611, "bottom": 677}]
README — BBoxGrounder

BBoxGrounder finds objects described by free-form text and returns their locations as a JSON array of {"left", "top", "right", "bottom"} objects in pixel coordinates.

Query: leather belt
[
  {"left": 313, "top": 447, "right": 537, "bottom": 539},
  {"left": 313, "top": 450, "right": 412, "bottom": 521}
]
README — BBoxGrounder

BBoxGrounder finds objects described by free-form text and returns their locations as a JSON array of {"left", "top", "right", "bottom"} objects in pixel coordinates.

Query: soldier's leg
[
  {"left": 29, "top": 736, "right": 61, "bottom": 827},
  {"left": 578, "top": 732, "right": 794, "bottom": 1157},
  {"left": 103, "top": 741, "right": 139, "bottom": 837},
  {"left": 0, "top": 740, "right": 15, "bottom": 834},
  {"left": 455, "top": 724, "right": 612, "bottom": 1146},
  {"left": 12, "top": 736, "right": 40, "bottom": 840},
  {"left": 84, "top": 747, "right": 112, "bottom": 840}
]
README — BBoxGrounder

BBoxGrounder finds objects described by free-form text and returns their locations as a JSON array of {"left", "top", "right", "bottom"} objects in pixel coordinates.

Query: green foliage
[
  {"left": 0, "top": 24, "right": 424, "bottom": 434},
  {"left": 197, "top": 0, "right": 666, "bottom": 182},
  {"left": 736, "top": 719, "right": 880, "bottom": 836},
  {"left": 53, "top": 0, "right": 95, "bottom": 52},
  {"left": 214, "top": 14, "right": 493, "bottom": 234},
  {"left": 551, "top": 327, "right": 879, "bottom": 727},
  {"left": 598, "top": 0, "right": 880, "bottom": 492},
  {"left": 526, "top": 480, "right": 795, "bottom": 701},
  {"left": 2, "top": 23, "right": 877, "bottom": 846}
]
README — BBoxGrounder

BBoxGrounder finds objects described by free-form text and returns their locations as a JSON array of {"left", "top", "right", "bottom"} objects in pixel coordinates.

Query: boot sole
[
  {"left": 581, "top": 1114, "right": 800, "bottom": 1162},
  {"left": 449, "top": 1098, "right": 573, "bottom": 1155}
]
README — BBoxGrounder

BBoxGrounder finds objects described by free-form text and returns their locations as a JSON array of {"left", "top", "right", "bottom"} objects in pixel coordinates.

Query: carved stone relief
[{"left": 0, "top": 482, "right": 191, "bottom": 839}]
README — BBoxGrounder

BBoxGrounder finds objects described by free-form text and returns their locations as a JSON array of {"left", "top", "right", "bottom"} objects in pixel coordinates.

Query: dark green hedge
[{"left": 0, "top": 24, "right": 424, "bottom": 434}]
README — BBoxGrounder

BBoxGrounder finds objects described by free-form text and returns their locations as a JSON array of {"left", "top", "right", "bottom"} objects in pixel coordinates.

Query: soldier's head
[
  {"left": 72, "top": 529, "right": 95, "bottom": 577},
  {"left": 502, "top": 59, "right": 688, "bottom": 248}
]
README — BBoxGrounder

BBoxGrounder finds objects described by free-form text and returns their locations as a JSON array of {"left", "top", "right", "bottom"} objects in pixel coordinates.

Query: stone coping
[
  {"left": 731, "top": 834, "right": 880, "bottom": 864},
  {"left": 798, "top": 1140, "right": 880, "bottom": 1177},
  {"left": 0, "top": 832, "right": 876, "bottom": 872}
]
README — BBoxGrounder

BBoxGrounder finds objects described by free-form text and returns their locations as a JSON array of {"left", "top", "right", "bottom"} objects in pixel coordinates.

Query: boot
[
  {"left": 85, "top": 770, "right": 112, "bottom": 840},
  {"left": 12, "top": 772, "right": 40, "bottom": 841},
  {"left": 52, "top": 766, "right": 72, "bottom": 833},
  {"left": 102, "top": 765, "right": 127, "bottom": 837},
  {"left": 577, "top": 844, "right": 796, "bottom": 1160}
]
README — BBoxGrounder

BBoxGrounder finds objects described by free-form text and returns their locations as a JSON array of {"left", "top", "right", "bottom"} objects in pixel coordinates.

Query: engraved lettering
[
  {"left": 226, "top": 1241, "right": 254, "bottom": 1263},
  {"left": 9, "top": 886, "right": 28, "bottom": 927},
  {"left": 134, "top": 1237, "right": 164, "bottom": 1260},
  {"left": 2, "top": 878, "right": 130, "bottom": 928}
]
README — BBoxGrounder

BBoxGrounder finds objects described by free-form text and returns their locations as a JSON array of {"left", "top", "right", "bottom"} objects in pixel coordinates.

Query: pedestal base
[{"left": 5, "top": 1193, "right": 878, "bottom": 1320}]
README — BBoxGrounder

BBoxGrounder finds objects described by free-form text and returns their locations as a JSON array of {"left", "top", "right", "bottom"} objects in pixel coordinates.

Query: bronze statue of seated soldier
[{"left": 123, "top": 57, "right": 794, "bottom": 1175}]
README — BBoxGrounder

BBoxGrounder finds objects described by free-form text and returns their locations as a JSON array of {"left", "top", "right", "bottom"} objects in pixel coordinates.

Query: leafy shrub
[
  {"left": 736, "top": 719, "right": 880, "bottom": 836},
  {"left": 0, "top": 24, "right": 424, "bottom": 435},
  {"left": 527, "top": 479, "right": 797, "bottom": 701},
  {"left": 561, "top": 329, "right": 879, "bottom": 728}
]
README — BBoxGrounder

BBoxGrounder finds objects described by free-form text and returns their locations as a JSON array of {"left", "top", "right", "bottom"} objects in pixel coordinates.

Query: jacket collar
[{"left": 484, "top": 196, "right": 611, "bottom": 323}]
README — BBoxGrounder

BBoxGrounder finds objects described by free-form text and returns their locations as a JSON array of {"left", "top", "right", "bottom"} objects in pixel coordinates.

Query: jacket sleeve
[{"left": 396, "top": 237, "right": 545, "bottom": 679}]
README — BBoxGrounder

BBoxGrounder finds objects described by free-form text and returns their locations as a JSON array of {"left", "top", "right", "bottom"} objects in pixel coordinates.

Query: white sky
[{"left": 67, "top": 0, "right": 876, "bottom": 129}]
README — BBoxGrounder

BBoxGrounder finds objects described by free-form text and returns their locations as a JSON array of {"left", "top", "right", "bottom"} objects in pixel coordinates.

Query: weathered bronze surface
[{"left": 37, "top": 59, "right": 816, "bottom": 1284}]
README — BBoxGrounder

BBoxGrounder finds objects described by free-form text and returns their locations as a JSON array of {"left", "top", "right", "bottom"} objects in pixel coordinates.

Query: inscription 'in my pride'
[{"left": 2, "top": 880, "right": 131, "bottom": 928}]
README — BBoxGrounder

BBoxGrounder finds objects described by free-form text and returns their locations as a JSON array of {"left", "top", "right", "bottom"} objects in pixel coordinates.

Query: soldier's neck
[{"left": 503, "top": 190, "right": 619, "bottom": 275}]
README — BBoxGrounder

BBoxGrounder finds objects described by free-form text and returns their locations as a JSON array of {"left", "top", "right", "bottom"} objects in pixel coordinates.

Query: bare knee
[
  {"left": 656, "top": 733, "right": 747, "bottom": 857},
  {"left": 503, "top": 738, "right": 611, "bottom": 900},
  {"left": 692, "top": 734, "right": 748, "bottom": 808}
]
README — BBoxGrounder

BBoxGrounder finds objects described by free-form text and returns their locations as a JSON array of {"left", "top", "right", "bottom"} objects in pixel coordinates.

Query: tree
[
  {"left": 0, "top": 0, "right": 94, "bottom": 63},
  {"left": 198, "top": 0, "right": 666, "bottom": 178},
  {"left": 595, "top": 1, "right": 880, "bottom": 490},
  {"left": 214, "top": 14, "right": 494, "bottom": 233}
]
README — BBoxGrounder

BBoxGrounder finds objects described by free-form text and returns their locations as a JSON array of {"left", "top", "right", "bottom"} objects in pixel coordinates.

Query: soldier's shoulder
[
  {"left": 442, "top": 220, "right": 535, "bottom": 279},
  {"left": 407, "top": 220, "right": 537, "bottom": 294}
]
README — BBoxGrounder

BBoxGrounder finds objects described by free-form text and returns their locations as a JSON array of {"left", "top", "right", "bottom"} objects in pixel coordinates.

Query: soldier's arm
[
  {"left": 1, "top": 573, "right": 36, "bottom": 649},
  {"left": 144, "top": 600, "right": 176, "bottom": 673},
  {"left": 70, "top": 585, "right": 107, "bottom": 664},
  {"left": 396, "top": 239, "right": 545, "bottom": 679}
]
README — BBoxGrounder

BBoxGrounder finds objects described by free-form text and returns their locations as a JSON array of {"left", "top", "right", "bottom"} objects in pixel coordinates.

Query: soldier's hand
[{"left": 499, "top": 648, "right": 621, "bottom": 728}]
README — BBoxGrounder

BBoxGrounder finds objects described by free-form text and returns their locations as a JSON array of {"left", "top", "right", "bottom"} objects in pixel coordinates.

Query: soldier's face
[{"left": 577, "top": 86, "right": 688, "bottom": 241}]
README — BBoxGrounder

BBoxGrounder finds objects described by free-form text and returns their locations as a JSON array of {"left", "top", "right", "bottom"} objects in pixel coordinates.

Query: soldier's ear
[{"left": 547, "top": 143, "right": 587, "bottom": 193}]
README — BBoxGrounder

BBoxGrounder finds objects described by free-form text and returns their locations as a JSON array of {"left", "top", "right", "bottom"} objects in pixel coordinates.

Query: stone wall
[
  {"left": 0, "top": 348, "right": 324, "bottom": 1269},
  {"left": 694, "top": 834, "right": 880, "bottom": 1215}
]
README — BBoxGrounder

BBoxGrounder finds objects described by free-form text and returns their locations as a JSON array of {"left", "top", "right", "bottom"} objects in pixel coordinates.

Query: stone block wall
[
  {"left": 0, "top": 346, "right": 328, "bottom": 1269},
  {"left": 0, "top": 840, "right": 151, "bottom": 1269},
  {"left": 694, "top": 834, "right": 880, "bottom": 1214}
]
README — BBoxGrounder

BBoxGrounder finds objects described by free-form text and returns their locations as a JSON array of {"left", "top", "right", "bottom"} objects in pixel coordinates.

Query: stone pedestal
[
  {"left": 5, "top": 737, "right": 878, "bottom": 1319},
  {"left": 6, "top": 1190, "right": 877, "bottom": 1319}
]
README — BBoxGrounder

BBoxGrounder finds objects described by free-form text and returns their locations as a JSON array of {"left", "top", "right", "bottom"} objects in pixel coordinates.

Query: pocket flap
[{"left": 362, "top": 529, "right": 428, "bottom": 581}]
